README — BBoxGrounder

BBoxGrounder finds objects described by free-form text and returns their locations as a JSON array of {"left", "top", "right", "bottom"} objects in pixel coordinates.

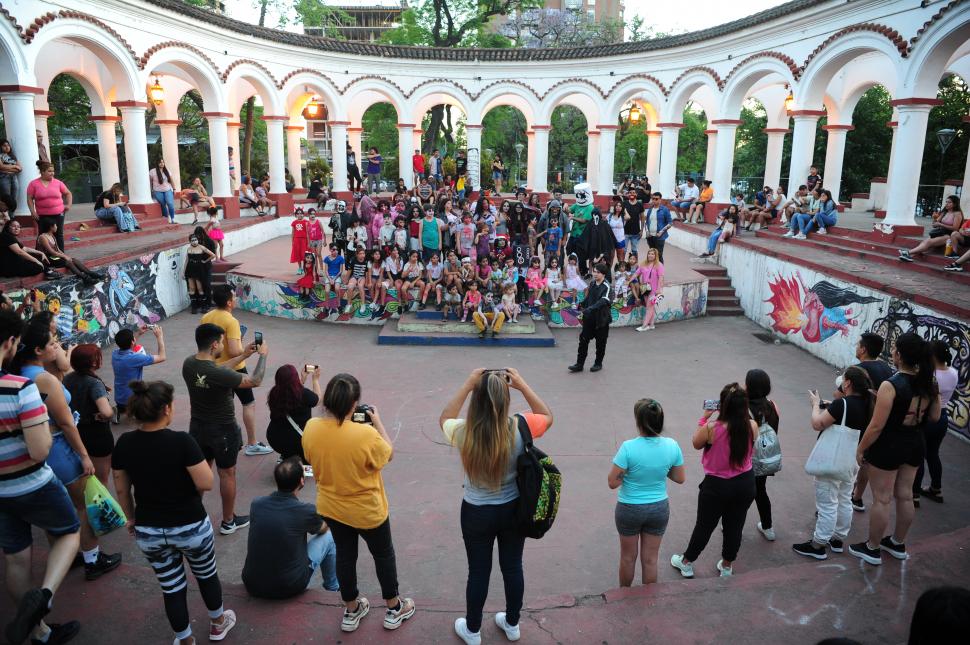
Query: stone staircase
[
  {"left": 378, "top": 309, "right": 556, "bottom": 347},
  {"left": 692, "top": 265, "right": 744, "bottom": 316}
]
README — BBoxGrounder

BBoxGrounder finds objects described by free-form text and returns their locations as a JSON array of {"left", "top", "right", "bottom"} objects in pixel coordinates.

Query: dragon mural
[{"left": 765, "top": 272, "right": 881, "bottom": 343}]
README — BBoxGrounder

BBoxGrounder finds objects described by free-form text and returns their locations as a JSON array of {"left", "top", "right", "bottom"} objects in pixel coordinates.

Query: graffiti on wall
[
  {"left": 8, "top": 254, "right": 165, "bottom": 345},
  {"left": 765, "top": 273, "right": 881, "bottom": 343}
]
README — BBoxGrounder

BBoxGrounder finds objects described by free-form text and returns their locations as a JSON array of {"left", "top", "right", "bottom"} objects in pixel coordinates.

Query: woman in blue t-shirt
[{"left": 608, "top": 398, "right": 685, "bottom": 586}]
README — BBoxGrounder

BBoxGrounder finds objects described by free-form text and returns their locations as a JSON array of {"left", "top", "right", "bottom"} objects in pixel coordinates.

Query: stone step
[
  {"left": 708, "top": 296, "right": 740, "bottom": 307},
  {"left": 707, "top": 305, "right": 745, "bottom": 316},
  {"left": 399, "top": 315, "right": 538, "bottom": 334},
  {"left": 707, "top": 277, "right": 732, "bottom": 288},
  {"left": 378, "top": 313, "right": 555, "bottom": 347}
]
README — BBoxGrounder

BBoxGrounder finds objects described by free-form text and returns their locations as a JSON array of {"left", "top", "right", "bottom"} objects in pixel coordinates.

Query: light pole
[
  {"left": 514, "top": 142, "right": 524, "bottom": 188},
  {"left": 937, "top": 128, "right": 957, "bottom": 184},
  {"left": 628, "top": 147, "right": 636, "bottom": 180}
]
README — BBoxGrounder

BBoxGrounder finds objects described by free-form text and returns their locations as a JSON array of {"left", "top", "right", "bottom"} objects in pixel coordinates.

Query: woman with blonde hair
[{"left": 439, "top": 367, "right": 553, "bottom": 645}]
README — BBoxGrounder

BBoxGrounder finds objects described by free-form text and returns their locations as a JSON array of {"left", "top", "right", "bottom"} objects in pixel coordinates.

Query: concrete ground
[{"left": 1, "top": 307, "right": 968, "bottom": 644}]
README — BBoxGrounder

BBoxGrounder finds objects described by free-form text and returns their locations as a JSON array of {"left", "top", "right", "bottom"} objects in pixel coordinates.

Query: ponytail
[
  {"left": 126, "top": 380, "right": 174, "bottom": 423},
  {"left": 894, "top": 332, "right": 938, "bottom": 398},
  {"left": 323, "top": 373, "right": 361, "bottom": 421}
]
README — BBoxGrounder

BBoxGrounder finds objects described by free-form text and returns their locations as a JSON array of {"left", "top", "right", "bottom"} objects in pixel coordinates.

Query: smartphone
[
  {"left": 305, "top": 364, "right": 317, "bottom": 373},
  {"left": 484, "top": 369, "right": 511, "bottom": 384},
  {"left": 703, "top": 399, "right": 720, "bottom": 411},
  {"left": 254, "top": 331, "right": 263, "bottom": 346}
]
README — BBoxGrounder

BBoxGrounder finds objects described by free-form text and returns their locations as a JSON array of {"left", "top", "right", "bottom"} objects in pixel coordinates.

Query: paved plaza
[{"left": 1, "top": 307, "right": 967, "bottom": 644}]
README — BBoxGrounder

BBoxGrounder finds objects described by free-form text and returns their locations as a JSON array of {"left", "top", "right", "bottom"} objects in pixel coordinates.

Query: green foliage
[
  {"left": 381, "top": 1, "right": 541, "bottom": 47},
  {"left": 306, "top": 152, "right": 331, "bottom": 181},
  {"left": 549, "top": 106, "right": 588, "bottom": 184},
  {"left": 290, "top": 0, "right": 354, "bottom": 37},
  {"left": 677, "top": 108, "right": 707, "bottom": 175},
  {"left": 362, "top": 103, "right": 400, "bottom": 179},
  {"left": 380, "top": 9, "right": 432, "bottom": 45},
  {"left": 482, "top": 106, "right": 527, "bottom": 185},
  {"left": 922, "top": 75, "right": 970, "bottom": 185},
  {"left": 839, "top": 86, "right": 893, "bottom": 198}
]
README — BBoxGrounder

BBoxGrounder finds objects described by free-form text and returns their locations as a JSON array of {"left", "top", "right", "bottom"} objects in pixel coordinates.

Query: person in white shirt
[{"left": 670, "top": 178, "right": 699, "bottom": 220}]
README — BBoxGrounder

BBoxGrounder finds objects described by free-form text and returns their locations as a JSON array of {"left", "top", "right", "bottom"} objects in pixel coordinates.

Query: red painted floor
[{"left": 1, "top": 266, "right": 968, "bottom": 644}]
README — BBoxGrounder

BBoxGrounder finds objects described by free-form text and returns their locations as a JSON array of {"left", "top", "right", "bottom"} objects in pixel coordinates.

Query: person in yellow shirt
[
  {"left": 687, "top": 180, "right": 714, "bottom": 224},
  {"left": 302, "top": 373, "right": 415, "bottom": 634}
]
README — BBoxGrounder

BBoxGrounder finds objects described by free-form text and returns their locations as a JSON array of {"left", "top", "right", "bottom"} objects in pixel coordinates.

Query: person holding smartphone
[
  {"left": 439, "top": 367, "right": 553, "bottom": 644},
  {"left": 266, "top": 364, "right": 321, "bottom": 468}
]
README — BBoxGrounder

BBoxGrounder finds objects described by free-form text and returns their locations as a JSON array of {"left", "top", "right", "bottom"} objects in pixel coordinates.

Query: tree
[
  {"left": 289, "top": 0, "right": 354, "bottom": 36},
  {"left": 922, "top": 74, "right": 970, "bottom": 185},
  {"left": 501, "top": 9, "right": 623, "bottom": 48},
  {"left": 548, "top": 105, "right": 587, "bottom": 189}
]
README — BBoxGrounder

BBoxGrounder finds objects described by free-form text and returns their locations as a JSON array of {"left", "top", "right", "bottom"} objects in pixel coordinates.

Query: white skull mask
[
  {"left": 574, "top": 183, "right": 593, "bottom": 206},
  {"left": 336, "top": 200, "right": 347, "bottom": 214}
]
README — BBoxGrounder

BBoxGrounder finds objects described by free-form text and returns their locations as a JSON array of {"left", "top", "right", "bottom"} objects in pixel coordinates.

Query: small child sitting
[
  {"left": 501, "top": 284, "right": 520, "bottom": 323},
  {"left": 461, "top": 281, "right": 482, "bottom": 322},
  {"left": 442, "top": 283, "right": 462, "bottom": 321}
]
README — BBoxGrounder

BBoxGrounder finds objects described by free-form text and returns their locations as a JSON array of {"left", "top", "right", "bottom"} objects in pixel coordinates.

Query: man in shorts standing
[
  {"left": 201, "top": 285, "right": 272, "bottom": 457},
  {"left": 182, "top": 323, "right": 268, "bottom": 535},
  {"left": 0, "top": 309, "right": 82, "bottom": 645}
]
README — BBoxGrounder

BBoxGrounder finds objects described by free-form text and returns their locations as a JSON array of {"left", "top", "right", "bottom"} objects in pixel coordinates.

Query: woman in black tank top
[{"left": 849, "top": 333, "right": 941, "bottom": 566}]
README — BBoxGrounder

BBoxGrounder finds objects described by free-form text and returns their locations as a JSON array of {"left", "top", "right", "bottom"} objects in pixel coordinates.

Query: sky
[{"left": 226, "top": 0, "right": 785, "bottom": 37}]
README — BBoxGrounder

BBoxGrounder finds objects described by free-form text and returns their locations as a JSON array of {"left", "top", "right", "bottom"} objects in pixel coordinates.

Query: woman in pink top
[
  {"left": 150, "top": 159, "right": 177, "bottom": 223},
  {"left": 26, "top": 160, "right": 72, "bottom": 251},
  {"left": 670, "top": 383, "right": 758, "bottom": 579},
  {"left": 634, "top": 248, "right": 664, "bottom": 332}
]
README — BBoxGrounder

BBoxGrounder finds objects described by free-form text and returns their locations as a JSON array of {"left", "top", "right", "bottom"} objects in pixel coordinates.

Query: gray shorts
[{"left": 614, "top": 499, "right": 670, "bottom": 537}]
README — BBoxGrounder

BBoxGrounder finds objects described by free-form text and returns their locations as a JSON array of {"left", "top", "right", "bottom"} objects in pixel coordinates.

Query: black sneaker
[
  {"left": 84, "top": 551, "right": 122, "bottom": 581},
  {"left": 219, "top": 514, "right": 251, "bottom": 535},
  {"left": 792, "top": 541, "right": 827, "bottom": 560},
  {"left": 5, "top": 588, "right": 50, "bottom": 645},
  {"left": 590, "top": 363, "right": 603, "bottom": 372},
  {"left": 944, "top": 262, "right": 964, "bottom": 272},
  {"left": 851, "top": 498, "right": 866, "bottom": 512},
  {"left": 31, "top": 621, "right": 81, "bottom": 645},
  {"left": 848, "top": 541, "right": 882, "bottom": 565},
  {"left": 567, "top": 364, "right": 584, "bottom": 373},
  {"left": 829, "top": 538, "right": 844, "bottom": 553},
  {"left": 879, "top": 536, "right": 909, "bottom": 560}
]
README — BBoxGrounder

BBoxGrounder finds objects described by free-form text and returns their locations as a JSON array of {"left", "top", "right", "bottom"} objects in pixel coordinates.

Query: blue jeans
[
  {"left": 154, "top": 189, "right": 176, "bottom": 221},
  {"left": 96, "top": 205, "right": 138, "bottom": 231},
  {"left": 625, "top": 234, "right": 641, "bottom": 257},
  {"left": 307, "top": 531, "right": 339, "bottom": 591},
  {"left": 706, "top": 228, "right": 723, "bottom": 254},
  {"left": 793, "top": 211, "right": 837, "bottom": 235},
  {"left": 672, "top": 200, "right": 694, "bottom": 211}
]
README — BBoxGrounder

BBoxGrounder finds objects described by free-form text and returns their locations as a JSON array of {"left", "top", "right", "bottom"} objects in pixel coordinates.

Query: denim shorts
[
  {"left": 614, "top": 499, "right": 670, "bottom": 536},
  {"left": 0, "top": 477, "right": 80, "bottom": 553},
  {"left": 47, "top": 433, "right": 84, "bottom": 486}
]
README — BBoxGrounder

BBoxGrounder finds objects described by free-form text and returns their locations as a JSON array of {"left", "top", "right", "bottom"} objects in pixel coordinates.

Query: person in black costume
[
  {"left": 569, "top": 262, "right": 612, "bottom": 373},
  {"left": 577, "top": 211, "right": 616, "bottom": 277}
]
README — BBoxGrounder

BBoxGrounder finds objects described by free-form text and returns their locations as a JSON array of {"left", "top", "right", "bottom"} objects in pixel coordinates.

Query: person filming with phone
[
  {"left": 301, "top": 373, "right": 415, "bottom": 634},
  {"left": 266, "top": 363, "right": 321, "bottom": 470}
]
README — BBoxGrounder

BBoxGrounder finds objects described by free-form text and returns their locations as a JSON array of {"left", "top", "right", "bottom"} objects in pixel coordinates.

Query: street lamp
[
  {"left": 148, "top": 77, "right": 165, "bottom": 106},
  {"left": 783, "top": 85, "right": 794, "bottom": 113},
  {"left": 628, "top": 147, "right": 636, "bottom": 179},
  {"left": 514, "top": 141, "right": 524, "bottom": 187},
  {"left": 937, "top": 128, "right": 957, "bottom": 184}
]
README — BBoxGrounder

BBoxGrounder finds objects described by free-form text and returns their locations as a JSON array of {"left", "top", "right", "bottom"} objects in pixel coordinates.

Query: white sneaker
[
  {"left": 341, "top": 597, "right": 370, "bottom": 633},
  {"left": 793, "top": 233, "right": 807, "bottom": 240},
  {"left": 454, "top": 618, "right": 481, "bottom": 645},
  {"left": 209, "top": 609, "right": 237, "bottom": 641},
  {"left": 244, "top": 442, "right": 273, "bottom": 456},
  {"left": 757, "top": 521, "right": 776, "bottom": 541},
  {"left": 495, "top": 612, "right": 521, "bottom": 641},
  {"left": 716, "top": 560, "right": 733, "bottom": 577},
  {"left": 636, "top": 325, "right": 649, "bottom": 332},
  {"left": 817, "top": 227, "right": 827, "bottom": 235},
  {"left": 783, "top": 231, "right": 794, "bottom": 238},
  {"left": 670, "top": 554, "right": 694, "bottom": 578}
]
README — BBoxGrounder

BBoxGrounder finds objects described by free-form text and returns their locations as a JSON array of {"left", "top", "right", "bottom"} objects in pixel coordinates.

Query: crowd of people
[{"left": 0, "top": 271, "right": 963, "bottom": 644}]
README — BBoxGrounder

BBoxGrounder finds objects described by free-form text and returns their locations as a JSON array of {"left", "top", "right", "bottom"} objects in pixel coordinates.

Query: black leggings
[
  {"left": 348, "top": 165, "right": 363, "bottom": 191},
  {"left": 324, "top": 515, "right": 399, "bottom": 604},
  {"left": 754, "top": 475, "right": 772, "bottom": 529},
  {"left": 165, "top": 575, "right": 223, "bottom": 635},
  {"left": 915, "top": 409, "right": 949, "bottom": 492},
  {"left": 461, "top": 499, "right": 525, "bottom": 633},
  {"left": 684, "top": 471, "right": 756, "bottom": 563}
]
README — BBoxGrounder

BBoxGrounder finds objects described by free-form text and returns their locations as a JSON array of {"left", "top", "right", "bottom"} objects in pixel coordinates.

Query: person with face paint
[
  {"left": 185, "top": 234, "right": 217, "bottom": 314},
  {"left": 569, "top": 262, "right": 612, "bottom": 373}
]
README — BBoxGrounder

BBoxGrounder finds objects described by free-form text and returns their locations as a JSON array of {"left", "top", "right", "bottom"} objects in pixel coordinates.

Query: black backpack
[{"left": 514, "top": 415, "right": 562, "bottom": 539}]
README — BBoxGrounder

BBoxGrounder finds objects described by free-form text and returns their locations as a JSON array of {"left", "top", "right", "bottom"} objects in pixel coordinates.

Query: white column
[
  {"left": 34, "top": 111, "right": 51, "bottom": 158},
  {"left": 206, "top": 115, "right": 231, "bottom": 198},
  {"left": 786, "top": 111, "right": 822, "bottom": 193},
  {"left": 0, "top": 91, "right": 40, "bottom": 216},
  {"left": 657, "top": 123, "right": 683, "bottom": 198},
  {"left": 885, "top": 102, "right": 934, "bottom": 227},
  {"left": 90, "top": 116, "right": 121, "bottom": 189},
  {"left": 962, "top": 117, "right": 970, "bottom": 192},
  {"left": 822, "top": 125, "right": 853, "bottom": 202},
  {"left": 586, "top": 130, "right": 600, "bottom": 188},
  {"left": 412, "top": 129, "right": 423, "bottom": 155},
  {"left": 330, "top": 122, "right": 349, "bottom": 192},
  {"left": 704, "top": 129, "right": 717, "bottom": 181},
  {"left": 763, "top": 128, "right": 788, "bottom": 189},
  {"left": 596, "top": 125, "right": 617, "bottom": 195},
  {"left": 526, "top": 130, "right": 536, "bottom": 189},
  {"left": 645, "top": 130, "right": 660, "bottom": 182},
  {"left": 886, "top": 120, "right": 899, "bottom": 183},
  {"left": 227, "top": 120, "right": 241, "bottom": 190},
  {"left": 264, "top": 117, "right": 286, "bottom": 194},
  {"left": 465, "top": 124, "right": 482, "bottom": 192},
  {"left": 156, "top": 120, "right": 182, "bottom": 191},
  {"left": 711, "top": 120, "right": 740, "bottom": 202},
  {"left": 532, "top": 125, "right": 550, "bottom": 193},
  {"left": 117, "top": 104, "right": 152, "bottom": 205},
  {"left": 397, "top": 123, "right": 414, "bottom": 188},
  {"left": 285, "top": 125, "right": 304, "bottom": 189},
  {"left": 348, "top": 127, "right": 363, "bottom": 162}
]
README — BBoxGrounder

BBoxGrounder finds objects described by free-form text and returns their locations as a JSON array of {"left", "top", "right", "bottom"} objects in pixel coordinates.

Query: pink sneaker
[{"left": 209, "top": 609, "right": 236, "bottom": 641}]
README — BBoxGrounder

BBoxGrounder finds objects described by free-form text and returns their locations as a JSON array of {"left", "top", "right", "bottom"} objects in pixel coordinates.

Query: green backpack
[{"left": 514, "top": 415, "right": 562, "bottom": 539}]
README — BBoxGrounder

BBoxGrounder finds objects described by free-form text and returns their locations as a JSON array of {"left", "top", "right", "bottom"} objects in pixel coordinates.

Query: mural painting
[{"left": 765, "top": 273, "right": 881, "bottom": 343}]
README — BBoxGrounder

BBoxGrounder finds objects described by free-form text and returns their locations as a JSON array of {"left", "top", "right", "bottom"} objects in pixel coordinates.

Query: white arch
[
  {"left": 664, "top": 70, "right": 721, "bottom": 122},
  {"left": 538, "top": 82, "right": 603, "bottom": 125},
  {"left": 604, "top": 76, "right": 665, "bottom": 125},
  {"left": 343, "top": 79, "right": 407, "bottom": 124},
  {"left": 280, "top": 71, "right": 344, "bottom": 122},
  {"left": 408, "top": 81, "right": 472, "bottom": 125},
  {"left": 0, "top": 19, "right": 27, "bottom": 85},
  {"left": 472, "top": 83, "right": 538, "bottom": 126},
  {"left": 906, "top": 3, "right": 970, "bottom": 97},
  {"left": 26, "top": 20, "right": 140, "bottom": 102},
  {"left": 719, "top": 56, "right": 796, "bottom": 118},
  {"left": 34, "top": 51, "right": 115, "bottom": 115},
  {"left": 142, "top": 46, "right": 226, "bottom": 113},
  {"left": 224, "top": 62, "right": 283, "bottom": 115},
  {"left": 799, "top": 32, "right": 903, "bottom": 111}
]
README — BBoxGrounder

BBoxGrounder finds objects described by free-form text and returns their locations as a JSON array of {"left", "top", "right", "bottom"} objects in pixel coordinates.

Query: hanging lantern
[
  {"left": 302, "top": 97, "right": 326, "bottom": 121},
  {"left": 628, "top": 104, "right": 641, "bottom": 123},
  {"left": 783, "top": 86, "right": 795, "bottom": 113},
  {"left": 148, "top": 77, "right": 165, "bottom": 106}
]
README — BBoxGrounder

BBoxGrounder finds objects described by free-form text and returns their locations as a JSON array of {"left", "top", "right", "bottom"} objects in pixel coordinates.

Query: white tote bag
[{"left": 804, "top": 401, "right": 860, "bottom": 482}]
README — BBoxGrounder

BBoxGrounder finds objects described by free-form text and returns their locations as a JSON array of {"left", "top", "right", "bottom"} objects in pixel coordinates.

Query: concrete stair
[
  {"left": 692, "top": 265, "right": 744, "bottom": 316},
  {"left": 378, "top": 311, "right": 556, "bottom": 347}
]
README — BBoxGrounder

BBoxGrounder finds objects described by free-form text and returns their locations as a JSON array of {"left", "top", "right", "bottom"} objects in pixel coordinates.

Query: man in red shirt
[{"left": 412, "top": 150, "right": 425, "bottom": 186}]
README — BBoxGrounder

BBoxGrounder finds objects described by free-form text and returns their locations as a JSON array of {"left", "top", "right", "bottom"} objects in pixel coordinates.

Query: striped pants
[{"left": 135, "top": 517, "right": 224, "bottom": 639}]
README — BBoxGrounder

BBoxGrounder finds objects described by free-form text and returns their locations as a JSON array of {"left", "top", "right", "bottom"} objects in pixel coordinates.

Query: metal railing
[{"left": 913, "top": 184, "right": 962, "bottom": 217}]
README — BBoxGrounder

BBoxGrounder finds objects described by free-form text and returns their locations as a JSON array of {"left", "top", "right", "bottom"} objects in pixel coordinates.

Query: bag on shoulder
[
  {"left": 514, "top": 415, "right": 561, "bottom": 539},
  {"left": 752, "top": 420, "right": 782, "bottom": 477},
  {"left": 804, "top": 401, "right": 859, "bottom": 482}
]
